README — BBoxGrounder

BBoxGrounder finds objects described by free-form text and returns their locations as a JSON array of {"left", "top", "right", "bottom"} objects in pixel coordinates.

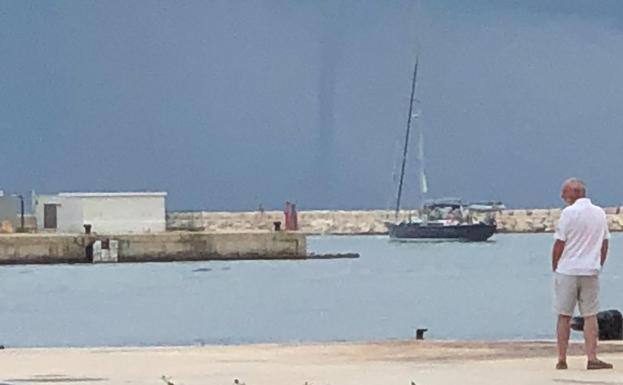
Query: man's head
[{"left": 561, "top": 178, "right": 587, "bottom": 205}]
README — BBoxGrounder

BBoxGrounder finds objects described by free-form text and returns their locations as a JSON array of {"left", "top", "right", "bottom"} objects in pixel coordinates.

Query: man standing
[{"left": 553, "top": 178, "right": 612, "bottom": 370}]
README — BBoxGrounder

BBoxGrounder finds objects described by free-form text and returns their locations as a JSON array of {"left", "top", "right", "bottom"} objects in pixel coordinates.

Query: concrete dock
[
  {"left": 0, "top": 231, "right": 316, "bottom": 265},
  {"left": 1, "top": 341, "right": 622, "bottom": 385}
]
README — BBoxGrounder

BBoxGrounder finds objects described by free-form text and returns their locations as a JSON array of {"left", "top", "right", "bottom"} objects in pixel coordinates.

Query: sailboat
[{"left": 386, "top": 57, "right": 500, "bottom": 242}]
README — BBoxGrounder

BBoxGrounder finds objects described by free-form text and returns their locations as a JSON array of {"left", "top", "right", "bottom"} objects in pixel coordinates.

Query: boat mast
[
  {"left": 394, "top": 56, "right": 419, "bottom": 220},
  {"left": 416, "top": 92, "right": 427, "bottom": 209}
]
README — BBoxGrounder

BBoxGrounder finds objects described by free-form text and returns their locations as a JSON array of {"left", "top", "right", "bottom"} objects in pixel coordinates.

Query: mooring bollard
[
  {"left": 273, "top": 221, "right": 282, "bottom": 231},
  {"left": 415, "top": 328, "right": 428, "bottom": 340}
]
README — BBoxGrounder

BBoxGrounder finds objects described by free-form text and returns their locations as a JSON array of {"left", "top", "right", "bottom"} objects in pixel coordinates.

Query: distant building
[
  {"left": 0, "top": 195, "right": 20, "bottom": 232},
  {"left": 32, "top": 192, "right": 167, "bottom": 234}
]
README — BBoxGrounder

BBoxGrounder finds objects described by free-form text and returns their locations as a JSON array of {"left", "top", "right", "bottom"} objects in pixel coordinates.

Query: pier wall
[
  {"left": 117, "top": 232, "right": 306, "bottom": 262},
  {"left": 0, "top": 234, "right": 87, "bottom": 264},
  {"left": 167, "top": 207, "right": 623, "bottom": 234},
  {"left": 0, "top": 232, "right": 306, "bottom": 265}
]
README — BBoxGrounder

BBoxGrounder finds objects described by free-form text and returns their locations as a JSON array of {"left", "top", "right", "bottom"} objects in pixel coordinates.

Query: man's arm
[
  {"left": 552, "top": 239, "right": 565, "bottom": 272},
  {"left": 601, "top": 239, "right": 609, "bottom": 267},
  {"left": 552, "top": 210, "right": 568, "bottom": 272},
  {"left": 601, "top": 212, "right": 610, "bottom": 268}
]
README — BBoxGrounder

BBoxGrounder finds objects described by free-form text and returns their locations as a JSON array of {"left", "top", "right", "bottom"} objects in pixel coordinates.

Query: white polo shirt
[{"left": 554, "top": 198, "right": 610, "bottom": 276}]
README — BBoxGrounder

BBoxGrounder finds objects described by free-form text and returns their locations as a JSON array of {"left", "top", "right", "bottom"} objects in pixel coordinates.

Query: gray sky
[{"left": 2, "top": 1, "right": 623, "bottom": 210}]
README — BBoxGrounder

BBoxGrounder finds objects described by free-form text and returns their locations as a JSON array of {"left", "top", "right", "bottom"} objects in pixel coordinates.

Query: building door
[{"left": 44, "top": 204, "right": 57, "bottom": 229}]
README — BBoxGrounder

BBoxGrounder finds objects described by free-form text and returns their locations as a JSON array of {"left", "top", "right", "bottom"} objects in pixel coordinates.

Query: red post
[{"left": 284, "top": 201, "right": 291, "bottom": 231}]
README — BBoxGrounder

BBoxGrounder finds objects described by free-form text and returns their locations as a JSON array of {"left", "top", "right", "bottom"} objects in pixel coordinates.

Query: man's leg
[
  {"left": 583, "top": 315, "right": 598, "bottom": 361},
  {"left": 557, "top": 315, "right": 572, "bottom": 363},
  {"left": 579, "top": 276, "right": 612, "bottom": 369},
  {"left": 554, "top": 273, "right": 576, "bottom": 368}
]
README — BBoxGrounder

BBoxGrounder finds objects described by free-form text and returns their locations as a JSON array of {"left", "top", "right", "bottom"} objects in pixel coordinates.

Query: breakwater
[{"left": 167, "top": 207, "right": 623, "bottom": 234}]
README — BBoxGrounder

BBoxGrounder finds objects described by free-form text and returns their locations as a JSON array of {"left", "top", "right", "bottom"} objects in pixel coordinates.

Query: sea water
[{"left": 1, "top": 233, "right": 621, "bottom": 347}]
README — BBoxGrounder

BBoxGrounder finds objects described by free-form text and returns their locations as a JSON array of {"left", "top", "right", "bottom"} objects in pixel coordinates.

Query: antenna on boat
[{"left": 394, "top": 55, "right": 419, "bottom": 220}]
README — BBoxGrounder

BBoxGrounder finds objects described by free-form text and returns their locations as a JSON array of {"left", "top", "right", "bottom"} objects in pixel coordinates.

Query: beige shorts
[{"left": 554, "top": 273, "right": 599, "bottom": 317}]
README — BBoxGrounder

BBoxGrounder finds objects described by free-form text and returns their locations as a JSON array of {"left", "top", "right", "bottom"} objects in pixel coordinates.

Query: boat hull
[{"left": 387, "top": 222, "right": 496, "bottom": 242}]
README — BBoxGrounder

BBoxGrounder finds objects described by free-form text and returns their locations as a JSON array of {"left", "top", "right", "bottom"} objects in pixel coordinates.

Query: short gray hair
[{"left": 562, "top": 177, "right": 587, "bottom": 195}]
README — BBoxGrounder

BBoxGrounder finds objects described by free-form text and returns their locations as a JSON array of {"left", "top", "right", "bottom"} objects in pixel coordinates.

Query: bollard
[
  {"left": 84, "top": 224, "right": 92, "bottom": 234},
  {"left": 415, "top": 328, "right": 428, "bottom": 340},
  {"left": 273, "top": 221, "right": 282, "bottom": 231}
]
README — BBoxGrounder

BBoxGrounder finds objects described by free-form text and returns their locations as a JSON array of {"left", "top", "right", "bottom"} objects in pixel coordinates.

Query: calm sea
[{"left": 1, "top": 233, "right": 621, "bottom": 347}]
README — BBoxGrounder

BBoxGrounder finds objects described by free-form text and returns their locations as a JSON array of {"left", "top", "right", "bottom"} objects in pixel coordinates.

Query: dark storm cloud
[{"left": 1, "top": 1, "right": 622, "bottom": 210}]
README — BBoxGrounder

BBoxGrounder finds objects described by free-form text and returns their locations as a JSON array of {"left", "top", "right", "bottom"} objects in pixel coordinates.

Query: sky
[{"left": 2, "top": 0, "right": 623, "bottom": 211}]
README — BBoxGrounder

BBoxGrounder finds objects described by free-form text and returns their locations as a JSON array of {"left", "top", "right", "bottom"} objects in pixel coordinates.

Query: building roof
[{"left": 58, "top": 192, "right": 167, "bottom": 198}]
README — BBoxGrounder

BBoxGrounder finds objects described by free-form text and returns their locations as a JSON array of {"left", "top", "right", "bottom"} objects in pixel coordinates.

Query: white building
[{"left": 33, "top": 192, "right": 167, "bottom": 234}]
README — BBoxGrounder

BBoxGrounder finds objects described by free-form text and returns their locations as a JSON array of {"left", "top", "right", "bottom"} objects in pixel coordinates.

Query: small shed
[{"left": 33, "top": 192, "right": 167, "bottom": 234}]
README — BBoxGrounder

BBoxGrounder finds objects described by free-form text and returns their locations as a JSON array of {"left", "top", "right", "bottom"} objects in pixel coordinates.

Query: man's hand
[{"left": 552, "top": 239, "right": 566, "bottom": 272}]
